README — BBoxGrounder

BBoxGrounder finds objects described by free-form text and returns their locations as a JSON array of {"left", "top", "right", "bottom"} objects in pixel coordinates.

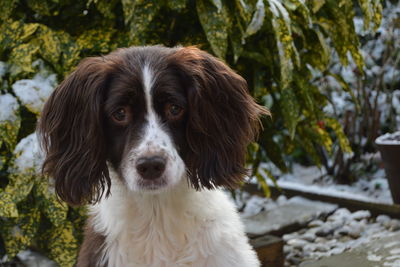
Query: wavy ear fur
[
  {"left": 168, "top": 47, "right": 270, "bottom": 189},
  {"left": 38, "top": 56, "right": 116, "bottom": 206}
]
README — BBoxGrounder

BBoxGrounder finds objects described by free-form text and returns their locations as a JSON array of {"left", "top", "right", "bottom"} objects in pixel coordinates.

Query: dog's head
[{"left": 38, "top": 46, "right": 269, "bottom": 206}]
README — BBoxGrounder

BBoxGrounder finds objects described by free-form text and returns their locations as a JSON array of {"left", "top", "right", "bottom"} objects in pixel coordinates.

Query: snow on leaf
[
  {"left": 197, "top": 0, "right": 230, "bottom": 59},
  {"left": 245, "top": 0, "right": 265, "bottom": 37},
  {"left": 0, "top": 93, "right": 21, "bottom": 149},
  {"left": 12, "top": 133, "right": 44, "bottom": 175},
  {"left": 12, "top": 73, "right": 56, "bottom": 115}
]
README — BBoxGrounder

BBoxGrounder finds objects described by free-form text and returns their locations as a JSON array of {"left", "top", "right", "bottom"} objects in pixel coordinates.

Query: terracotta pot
[{"left": 376, "top": 132, "right": 400, "bottom": 204}]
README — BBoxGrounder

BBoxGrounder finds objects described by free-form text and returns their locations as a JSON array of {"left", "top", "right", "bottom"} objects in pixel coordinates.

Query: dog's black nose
[{"left": 136, "top": 156, "right": 166, "bottom": 180}]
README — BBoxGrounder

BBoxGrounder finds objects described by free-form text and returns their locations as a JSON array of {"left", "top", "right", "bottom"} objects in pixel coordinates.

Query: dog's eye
[
  {"left": 111, "top": 106, "right": 131, "bottom": 125},
  {"left": 165, "top": 103, "right": 184, "bottom": 121}
]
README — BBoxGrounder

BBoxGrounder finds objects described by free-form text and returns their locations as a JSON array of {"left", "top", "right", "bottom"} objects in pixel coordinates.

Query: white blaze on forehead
[
  {"left": 142, "top": 64, "right": 155, "bottom": 118},
  {"left": 140, "top": 63, "right": 166, "bottom": 151}
]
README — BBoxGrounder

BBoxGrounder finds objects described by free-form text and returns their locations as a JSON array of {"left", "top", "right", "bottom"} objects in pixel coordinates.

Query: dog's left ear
[{"left": 168, "top": 47, "right": 270, "bottom": 189}]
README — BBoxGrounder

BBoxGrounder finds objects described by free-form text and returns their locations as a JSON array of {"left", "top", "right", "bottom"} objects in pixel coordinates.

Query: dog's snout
[{"left": 136, "top": 156, "right": 166, "bottom": 180}]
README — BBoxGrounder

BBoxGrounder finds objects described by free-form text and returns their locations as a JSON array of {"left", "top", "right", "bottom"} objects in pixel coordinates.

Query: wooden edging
[{"left": 243, "top": 183, "right": 400, "bottom": 219}]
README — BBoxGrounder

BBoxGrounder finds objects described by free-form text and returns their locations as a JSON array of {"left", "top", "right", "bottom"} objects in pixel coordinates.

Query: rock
[
  {"left": 348, "top": 227, "right": 361, "bottom": 239},
  {"left": 329, "top": 208, "right": 351, "bottom": 222},
  {"left": 330, "top": 246, "right": 345, "bottom": 255},
  {"left": 308, "top": 219, "right": 324, "bottom": 228},
  {"left": 303, "top": 243, "right": 317, "bottom": 252},
  {"left": 336, "top": 225, "right": 351, "bottom": 236},
  {"left": 276, "top": 195, "right": 287, "bottom": 205},
  {"left": 316, "top": 226, "right": 334, "bottom": 237},
  {"left": 302, "top": 232, "right": 316, "bottom": 242},
  {"left": 376, "top": 214, "right": 391, "bottom": 225},
  {"left": 283, "top": 233, "right": 298, "bottom": 242},
  {"left": 315, "top": 237, "right": 327, "bottom": 243},
  {"left": 388, "top": 219, "right": 400, "bottom": 231},
  {"left": 350, "top": 210, "right": 371, "bottom": 221},
  {"left": 287, "top": 238, "right": 308, "bottom": 249},
  {"left": 314, "top": 244, "right": 330, "bottom": 252}
]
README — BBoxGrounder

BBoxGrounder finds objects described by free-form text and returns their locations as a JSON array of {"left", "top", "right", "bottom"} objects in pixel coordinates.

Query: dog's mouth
[{"left": 137, "top": 176, "right": 168, "bottom": 191}]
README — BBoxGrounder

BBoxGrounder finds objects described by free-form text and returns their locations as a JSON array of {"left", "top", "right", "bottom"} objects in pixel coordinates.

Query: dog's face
[{"left": 38, "top": 46, "right": 269, "bottom": 205}]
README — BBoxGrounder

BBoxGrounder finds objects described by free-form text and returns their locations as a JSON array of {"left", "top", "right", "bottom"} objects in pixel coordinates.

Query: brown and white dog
[{"left": 38, "top": 46, "right": 269, "bottom": 266}]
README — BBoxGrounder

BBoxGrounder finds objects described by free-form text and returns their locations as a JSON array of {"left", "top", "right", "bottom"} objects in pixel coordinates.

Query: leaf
[
  {"left": 122, "top": 0, "right": 161, "bottom": 45},
  {"left": 358, "top": 0, "right": 382, "bottom": 31},
  {"left": 36, "top": 178, "right": 68, "bottom": 227},
  {"left": 0, "top": 93, "right": 21, "bottom": 150},
  {"left": 255, "top": 172, "right": 271, "bottom": 198},
  {"left": 1, "top": 204, "right": 41, "bottom": 258},
  {"left": 326, "top": 71, "right": 360, "bottom": 112},
  {"left": 8, "top": 43, "right": 40, "bottom": 77},
  {"left": 46, "top": 222, "right": 79, "bottom": 267},
  {"left": 197, "top": 0, "right": 230, "bottom": 59},
  {"left": 26, "top": 0, "right": 52, "bottom": 16},
  {"left": 316, "top": 0, "right": 364, "bottom": 71},
  {"left": 297, "top": 125, "right": 322, "bottom": 166},
  {"left": 280, "top": 88, "right": 300, "bottom": 139},
  {"left": 245, "top": 0, "right": 265, "bottom": 38},
  {"left": 0, "top": 174, "right": 34, "bottom": 218},
  {"left": 313, "top": 124, "right": 333, "bottom": 154},
  {"left": 88, "top": 0, "right": 119, "bottom": 19},
  {"left": 267, "top": 0, "right": 300, "bottom": 90},
  {"left": 311, "top": 0, "right": 326, "bottom": 13},
  {"left": 0, "top": 0, "right": 18, "bottom": 21},
  {"left": 325, "top": 117, "right": 352, "bottom": 154},
  {"left": 167, "top": 0, "right": 187, "bottom": 11},
  {"left": 260, "top": 132, "right": 288, "bottom": 172}
]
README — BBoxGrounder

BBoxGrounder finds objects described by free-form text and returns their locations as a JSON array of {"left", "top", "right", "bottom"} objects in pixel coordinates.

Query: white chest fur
[{"left": 89, "top": 177, "right": 260, "bottom": 267}]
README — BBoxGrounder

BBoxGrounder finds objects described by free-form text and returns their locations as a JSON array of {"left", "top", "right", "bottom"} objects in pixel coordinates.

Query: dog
[{"left": 38, "top": 46, "right": 269, "bottom": 266}]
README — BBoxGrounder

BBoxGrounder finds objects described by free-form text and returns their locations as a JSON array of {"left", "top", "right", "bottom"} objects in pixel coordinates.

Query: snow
[
  {"left": 254, "top": 163, "right": 394, "bottom": 205},
  {"left": 0, "top": 61, "right": 7, "bottom": 78},
  {"left": 13, "top": 133, "right": 44, "bottom": 174},
  {"left": 0, "top": 93, "right": 19, "bottom": 122},
  {"left": 283, "top": 206, "right": 400, "bottom": 265},
  {"left": 376, "top": 131, "right": 400, "bottom": 145},
  {"left": 11, "top": 60, "right": 57, "bottom": 115},
  {"left": 245, "top": 0, "right": 265, "bottom": 38}
]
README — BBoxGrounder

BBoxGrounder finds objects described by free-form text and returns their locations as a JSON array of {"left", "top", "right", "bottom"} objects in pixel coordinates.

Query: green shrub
[{"left": 0, "top": 0, "right": 381, "bottom": 265}]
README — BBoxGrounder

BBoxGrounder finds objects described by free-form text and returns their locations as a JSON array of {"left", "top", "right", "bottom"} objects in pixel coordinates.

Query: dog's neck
[
  {"left": 89, "top": 168, "right": 212, "bottom": 235},
  {"left": 89, "top": 169, "right": 227, "bottom": 266}
]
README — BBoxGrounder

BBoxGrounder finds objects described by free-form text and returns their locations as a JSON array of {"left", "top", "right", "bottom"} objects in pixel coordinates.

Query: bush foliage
[{"left": 0, "top": 0, "right": 381, "bottom": 265}]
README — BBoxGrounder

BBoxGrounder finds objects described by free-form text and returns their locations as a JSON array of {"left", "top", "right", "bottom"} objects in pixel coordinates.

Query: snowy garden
[{"left": 1, "top": 0, "right": 400, "bottom": 266}]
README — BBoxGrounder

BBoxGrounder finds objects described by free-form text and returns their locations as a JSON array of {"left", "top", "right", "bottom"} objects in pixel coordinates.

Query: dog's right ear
[{"left": 38, "top": 56, "right": 116, "bottom": 206}]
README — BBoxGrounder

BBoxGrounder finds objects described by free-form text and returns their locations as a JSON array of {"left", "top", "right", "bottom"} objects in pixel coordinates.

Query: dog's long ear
[
  {"left": 38, "top": 57, "right": 115, "bottom": 206},
  {"left": 168, "top": 47, "right": 270, "bottom": 189}
]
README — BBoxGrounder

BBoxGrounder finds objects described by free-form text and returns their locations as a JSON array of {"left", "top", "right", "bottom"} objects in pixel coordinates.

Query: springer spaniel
[{"left": 38, "top": 46, "right": 269, "bottom": 267}]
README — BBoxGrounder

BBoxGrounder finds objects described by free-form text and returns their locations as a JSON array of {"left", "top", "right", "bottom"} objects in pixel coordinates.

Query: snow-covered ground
[
  {"left": 283, "top": 207, "right": 400, "bottom": 266},
  {"left": 232, "top": 192, "right": 400, "bottom": 266},
  {"left": 254, "top": 162, "right": 394, "bottom": 205}
]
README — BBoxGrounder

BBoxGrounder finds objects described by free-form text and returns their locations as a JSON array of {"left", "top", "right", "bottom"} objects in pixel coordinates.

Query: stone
[
  {"left": 350, "top": 210, "right": 371, "bottom": 221},
  {"left": 388, "top": 219, "right": 400, "bottom": 231},
  {"left": 308, "top": 220, "right": 324, "bottom": 228},
  {"left": 314, "top": 244, "right": 330, "bottom": 252},
  {"left": 316, "top": 226, "right": 334, "bottom": 237},
  {"left": 302, "top": 232, "right": 316, "bottom": 242},
  {"left": 303, "top": 243, "right": 317, "bottom": 252},
  {"left": 300, "top": 232, "right": 400, "bottom": 267},
  {"left": 282, "top": 233, "right": 298, "bottom": 242},
  {"left": 376, "top": 214, "right": 391, "bottom": 225},
  {"left": 330, "top": 247, "right": 345, "bottom": 255},
  {"left": 243, "top": 197, "right": 337, "bottom": 237},
  {"left": 336, "top": 225, "right": 351, "bottom": 236},
  {"left": 287, "top": 238, "right": 308, "bottom": 249},
  {"left": 329, "top": 208, "right": 351, "bottom": 222}
]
